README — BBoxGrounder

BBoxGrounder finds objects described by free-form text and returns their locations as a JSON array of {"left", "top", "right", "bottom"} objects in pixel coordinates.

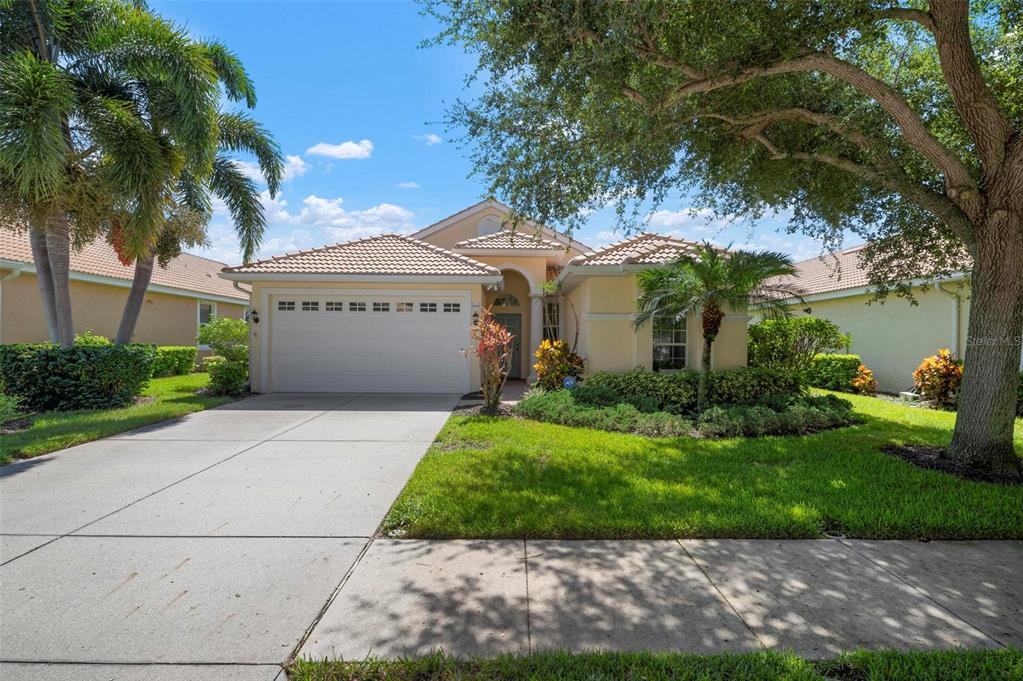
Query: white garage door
[{"left": 269, "top": 292, "right": 471, "bottom": 393}]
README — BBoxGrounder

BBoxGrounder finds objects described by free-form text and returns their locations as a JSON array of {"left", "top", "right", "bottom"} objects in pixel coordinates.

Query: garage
[{"left": 269, "top": 291, "right": 472, "bottom": 393}]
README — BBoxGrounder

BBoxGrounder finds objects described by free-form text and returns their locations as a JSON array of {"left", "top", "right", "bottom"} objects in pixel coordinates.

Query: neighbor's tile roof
[
  {"left": 777, "top": 245, "right": 871, "bottom": 296},
  {"left": 454, "top": 230, "right": 566, "bottom": 250},
  {"left": 223, "top": 234, "right": 501, "bottom": 276},
  {"left": 0, "top": 229, "right": 248, "bottom": 300},
  {"left": 569, "top": 233, "right": 704, "bottom": 266}
]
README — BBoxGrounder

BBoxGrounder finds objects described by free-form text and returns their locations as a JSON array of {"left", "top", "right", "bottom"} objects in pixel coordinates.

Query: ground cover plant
[
  {"left": 289, "top": 648, "right": 1023, "bottom": 681},
  {"left": 382, "top": 391, "right": 1022, "bottom": 540},
  {"left": 1, "top": 372, "right": 233, "bottom": 464}
]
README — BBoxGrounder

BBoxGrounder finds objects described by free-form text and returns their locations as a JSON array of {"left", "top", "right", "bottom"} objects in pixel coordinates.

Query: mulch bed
[
  {"left": 882, "top": 444, "right": 1022, "bottom": 486},
  {"left": 452, "top": 402, "right": 514, "bottom": 417}
]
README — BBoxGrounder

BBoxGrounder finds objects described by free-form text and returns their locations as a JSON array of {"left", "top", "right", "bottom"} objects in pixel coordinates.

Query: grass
[
  {"left": 289, "top": 649, "right": 1023, "bottom": 681},
  {"left": 1, "top": 372, "right": 234, "bottom": 464},
  {"left": 382, "top": 391, "right": 1023, "bottom": 540}
]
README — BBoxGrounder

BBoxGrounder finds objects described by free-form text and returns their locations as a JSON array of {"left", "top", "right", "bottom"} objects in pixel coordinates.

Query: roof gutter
[
  {"left": 219, "top": 271, "right": 503, "bottom": 285},
  {"left": 1, "top": 261, "right": 25, "bottom": 281}
]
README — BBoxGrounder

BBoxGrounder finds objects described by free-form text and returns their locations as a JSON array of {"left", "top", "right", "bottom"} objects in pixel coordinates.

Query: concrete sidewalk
[{"left": 300, "top": 538, "right": 1022, "bottom": 661}]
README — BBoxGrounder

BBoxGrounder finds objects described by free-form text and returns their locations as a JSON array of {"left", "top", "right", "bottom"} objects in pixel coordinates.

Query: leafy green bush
[
  {"left": 748, "top": 317, "right": 849, "bottom": 371},
  {"left": 152, "top": 346, "right": 197, "bottom": 377},
  {"left": 806, "top": 354, "right": 863, "bottom": 392},
  {"left": 197, "top": 317, "right": 248, "bottom": 362},
  {"left": 516, "top": 389, "right": 854, "bottom": 438},
  {"left": 0, "top": 344, "right": 156, "bottom": 411},
  {"left": 74, "top": 330, "right": 112, "bottom": 346},
  {"left": 0, "top": 392, "right": 21, "bottom": 423},
  {"left": 1018, "top": 373, "right": 1023, "bottom": 417},
  {"left": 205, "top": 356, "right": 248, "bottom": 396},
  {"left": 585, "top": 367, "right": 803, "bottom": 415}
]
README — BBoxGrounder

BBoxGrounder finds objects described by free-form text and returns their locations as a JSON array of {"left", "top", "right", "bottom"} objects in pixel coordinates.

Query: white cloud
[
  {"left": 232, "top": 159, "right": 264, "bottom": 184},
  {"left": 306, "top": 139, "right": 374, "bottom": 160},
  {"left": 297, "top": 195, "right": 416, "bottom": 240},
  {"left": 396, "top": 181, "right": 420, "bottom": 189},
  {"left": 647, "top": 208, "right": 735, "bottom": 237},
  {"left": 415, "top": 133, "right": 442, "bottom": 146},
  {"left": 282, "top": 155, "right": 309, "bottom": 181}
]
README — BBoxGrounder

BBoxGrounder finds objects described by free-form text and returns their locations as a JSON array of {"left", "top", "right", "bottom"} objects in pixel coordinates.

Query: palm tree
[
  {"left": 0, "top": 0, "right": 247, "bottom": 346},
  {"left": 635, "top": 242, "right": 803, "bottom": 411},
  {"left": 113, "top": 107, "right": 283, "bottom": 344}
]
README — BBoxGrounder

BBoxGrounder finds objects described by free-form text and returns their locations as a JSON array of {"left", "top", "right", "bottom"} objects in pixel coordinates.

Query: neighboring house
[
  {"left": 220, "top": 199, "right": 749, "bottom": 394},
  {"left": 0, "top": 229, "right": 247, "bottom": 347},
  {"left": 777, "top": 244, "right": 981, "bottom": 393}
]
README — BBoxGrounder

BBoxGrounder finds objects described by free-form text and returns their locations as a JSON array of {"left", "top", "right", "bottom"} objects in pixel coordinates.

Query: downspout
[
  {"left": 937, "top": 281, "right": 962, "bottom": 356},
  {"left": 1, "top": 263, "right": 26, "bottom": 344}
]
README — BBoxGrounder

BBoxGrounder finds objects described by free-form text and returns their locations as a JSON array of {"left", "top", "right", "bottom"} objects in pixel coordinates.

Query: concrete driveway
[{"left": 0, "top": 392, "right": 458, "bottom": 680}]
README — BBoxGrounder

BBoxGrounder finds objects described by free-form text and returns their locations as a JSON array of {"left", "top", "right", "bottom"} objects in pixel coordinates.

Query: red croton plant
[{"left": 468, "top": 307, "right": 514, "bottom": 411}]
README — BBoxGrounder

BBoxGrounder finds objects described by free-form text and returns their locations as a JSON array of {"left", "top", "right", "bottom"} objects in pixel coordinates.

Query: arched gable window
[{"left": 492, "top": 293, "right": 520, "bottom": 307}]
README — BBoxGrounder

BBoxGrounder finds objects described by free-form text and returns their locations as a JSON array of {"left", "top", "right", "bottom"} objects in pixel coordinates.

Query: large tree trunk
[
  {"left": 28, "top": 223, "right": 59, "bottom": 343},
  {"left": 947, "top": 214, "right": 1023, "bottom": 477},
  {"left": 44, "top": 214, "right": 74, "bottom": 347},
  {"left": 115, "top": 251, "right": 155, "bottom": 345}
]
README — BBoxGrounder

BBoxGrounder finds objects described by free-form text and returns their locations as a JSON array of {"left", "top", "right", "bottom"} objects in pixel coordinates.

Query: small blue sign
[{"left": 562, "top": 376, "right": 577, "bottom": 389}]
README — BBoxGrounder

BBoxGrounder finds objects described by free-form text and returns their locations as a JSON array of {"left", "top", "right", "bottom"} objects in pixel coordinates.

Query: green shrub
[
  {"left": 152, "top": 346, "right": 197, "bottom": 377},
  {"left": 74, "top": 330, "right": 112, "bottom": 346},
  {"left": 585, "top": 369, "right": 698, "bottom": 414},
  {"left": 514, "top": 388, "right": 694, "bottom": 437},
  {"left": 708, "top": 367, "right": 804, "bottom": 404},
  {"left": 0, "top": 392, "right": 21, "bottom": 423},
  {"left": 1018, "top": 373, "right": 1023, "bottom": 417},
  {"left": 197, "top": 317, "right": 248, "bottom": 362},
  {"left": 806, "top": 354, "right": 862, "bottom": 392},
  {"left": 0, "top": 343, "right": 156, "bottom": 411},
  {"left": 748, "top": 317, "right": 850, "bottom": 371},
  {"left": 696, "top": 395, "right": 857, "bottom": 438},
  {"left": 532, "top": 339, "right": 585, "bottom": 390},
  {"left": 207, "top": 357, "right": 248, "bottom": 396}
]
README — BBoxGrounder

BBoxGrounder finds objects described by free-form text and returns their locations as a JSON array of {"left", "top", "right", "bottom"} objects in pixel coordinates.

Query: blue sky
[{"left": 153, "top": 0, "right": 829, "bottom": 266}]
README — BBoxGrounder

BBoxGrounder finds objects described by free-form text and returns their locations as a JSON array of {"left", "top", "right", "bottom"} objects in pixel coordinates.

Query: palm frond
[
  {"left": 0, "top": 50, "right": 74, "bottom": 203},
  {"left": 202, "top": 39, "right": 256, "bottom": 107},
  {"left": 217, "top": 111, "right": 283, "bottom": 196},
  {"left": 210, "top": 154, "right": 264, "bottom": 263}
]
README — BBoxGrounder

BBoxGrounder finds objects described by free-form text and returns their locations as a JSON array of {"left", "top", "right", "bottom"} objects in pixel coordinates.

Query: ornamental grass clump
[{"left": 469, "top": 307, "right": 514, "bottom": 410}]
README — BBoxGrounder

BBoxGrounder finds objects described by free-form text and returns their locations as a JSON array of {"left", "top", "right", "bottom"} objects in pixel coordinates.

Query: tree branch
[
  {"left": 876, "top": 7, "right": 936, "bottom": 33},
  {"left": 929, "top": 0, "right": 1012, "bottom": 174}
]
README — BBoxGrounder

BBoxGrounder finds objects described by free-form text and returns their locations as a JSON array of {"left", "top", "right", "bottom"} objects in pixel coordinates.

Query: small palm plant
[{"left": 635, "top": 242, "right": 803, "bottom": 411}]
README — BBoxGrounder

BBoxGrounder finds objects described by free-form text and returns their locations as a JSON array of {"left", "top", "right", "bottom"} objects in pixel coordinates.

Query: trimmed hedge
[
  {"left": 806, "top": 354, "right": 862, "bottom": 392},
  {"left": 205, "top": 356, "right": 248, "bottom": 396},
  {"left": 584, "top": 367, "right": 803, "bottom": 415},
  {"left": 0, "top": 343, "right": 156, "bottom": 411},
  {"left": 152, "top": 346, "right": 197, "bottom": 377}
]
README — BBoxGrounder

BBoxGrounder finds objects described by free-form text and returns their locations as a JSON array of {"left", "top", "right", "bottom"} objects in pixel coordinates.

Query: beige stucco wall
[
  {"left": 784, "top": 283, "right": 972, "bottom": 392},
  {"left": 567, "top": 274, "right": 748, "bottom": 375},
  {"left": 0, "top": 269, "right": 245, "bottom": 346},
  {"left": 248, "top": 280, "right": 484, "bottom": 393}
]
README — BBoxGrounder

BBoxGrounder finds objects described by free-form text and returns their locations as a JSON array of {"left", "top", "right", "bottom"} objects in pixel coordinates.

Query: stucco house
[
  {"left": 220, "top": 199, "right": 750, "bottom": 394},
  {"left": 777, "top": 244, "right": 1005, "bottom": 393},
  {"left": 0, "top": 229, "right": 247, "bottom": 346}
]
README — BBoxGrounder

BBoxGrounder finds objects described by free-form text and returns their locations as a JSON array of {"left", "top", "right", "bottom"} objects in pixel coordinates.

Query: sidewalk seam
[
  {"left": 523, "top": 539, "right": 533, "bottom": 654},
  {"left": 836, "top": 538, "right": 1006, "bottom": 649},
  {"left": 287, "top": 536, "right": 375, "bottom": 665},
  {"left": 676, "top": 539, "right": 767, "bottom": 650}
]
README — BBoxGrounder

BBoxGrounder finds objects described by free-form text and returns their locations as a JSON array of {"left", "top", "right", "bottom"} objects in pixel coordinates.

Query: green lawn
[
  {"left": 290, "top": 649, "right": 1023, "bottom": 681},
  {"left": 1, "top": 373, "right": 235, "bottom": 464},
  {"left": 382, "top": 392, "right": 1023, "bottom": 540}
]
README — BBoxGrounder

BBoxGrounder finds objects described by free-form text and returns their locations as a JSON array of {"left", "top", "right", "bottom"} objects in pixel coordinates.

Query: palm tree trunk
[
  {"left": 698, "top": 335, "right": 713, "bottom": 411},
  {"left": 29, "top": 223, "right": 59, "bottom": 343},
  {"left": 115, "top": 251, "right": 156, "bottom": 345},
  {"left": 44, "top": 214, "right": 74, "bottom": 347}
]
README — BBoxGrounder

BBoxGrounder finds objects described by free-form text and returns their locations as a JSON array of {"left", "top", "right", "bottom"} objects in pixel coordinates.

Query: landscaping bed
[
  {"left": 289, "top": 648, "right": 1023, "bottom": 681},
  {"left": 381, "top": 391, "right": 1023, "bottom": 540},
  {"left": 0, "top": 372, "right": 235, "bottom": 464}
]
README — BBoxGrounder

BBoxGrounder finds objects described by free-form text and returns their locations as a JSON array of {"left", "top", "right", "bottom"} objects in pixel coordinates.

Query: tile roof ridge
[{"left": 396, "top": 233, "right": 501, "bottom": 273}]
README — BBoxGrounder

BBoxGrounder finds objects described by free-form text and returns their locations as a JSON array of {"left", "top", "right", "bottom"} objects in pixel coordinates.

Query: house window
[
  {"left": 198, "top": 301, "right": 216, "bottom": 327},
  {"left": 301, "top": 301, "right": 319, "bottom": 312},
  {"left": 277, "top": 300, "right": 295, "bottom": 311},
  {"left": 325, "top": 301, "right": 343, "bottom": 312},
  {"left": 372, "top": 302, "right": 390, "bottom": 312},
  {"left": 443, "top": 302, "right": 461, "bottom": 313},
  {"left": 420, "top": 302, "right": 438, "bottom": 312},
  {"left": 652, "top": 314, "right": 687, "bottom": 372},
  {"left": 492, "top": 293, "right": 519, "bottom": 307},
  {"left": 396, "top": 302, "right": 414, "bottom": 312},
  {"left": 543, "top": 300, "right": 560, "bottom": 341},
  {"left": 349, "top": 302, "right": 367, "bottom": 312}
]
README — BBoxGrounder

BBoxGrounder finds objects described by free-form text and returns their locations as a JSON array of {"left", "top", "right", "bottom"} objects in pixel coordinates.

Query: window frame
[
  {"left": 197, "top": 300, "right": 217, "bottom": 349},
  {"left": 652, "top": 313, "right": 687, "bottom": 372},
  {"left": 349, "top": 302, "right": 367, "bottom": 312},
  {"left": 543, "top": 298, "right": 560, "bottom": 341}
]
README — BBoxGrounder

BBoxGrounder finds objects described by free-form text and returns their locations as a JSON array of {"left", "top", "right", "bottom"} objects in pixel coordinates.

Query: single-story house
[
  {"left": 777, "top": 244, "right": 1012, "bottom": 393},
  {"left": 220, "top": 199, "right": 749, "bottom": 394},
  {"left": 1, "top": 229, "right": 247, "bottom": 346}
]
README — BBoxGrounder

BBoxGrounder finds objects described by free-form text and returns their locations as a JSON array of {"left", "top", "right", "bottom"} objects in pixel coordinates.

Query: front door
[{"left": 494, "top": 313, "right": 522, "bottom": 379}]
